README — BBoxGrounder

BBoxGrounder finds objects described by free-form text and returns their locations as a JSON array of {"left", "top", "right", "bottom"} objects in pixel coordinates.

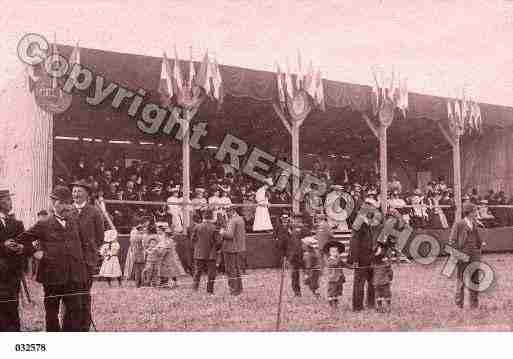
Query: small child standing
[
  {"left": 301, "top": 236, "right": 321, "bottom": 297},
  {"left": 323, "top": 241, "right": 349, "bottom": 309},
  {"left": 372, "top": 243, "right": 394, "bottom": 313},
  {"left": 99, "top": 229, "right": 123, "bottom": 287},
  {"left": 143, "top": 237, "right": 163, "bottom": 287}
]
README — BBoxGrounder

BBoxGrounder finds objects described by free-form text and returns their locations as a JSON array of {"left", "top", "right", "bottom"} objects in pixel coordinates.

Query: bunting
[
  {"left": 211, "top": 55, "right": 224, "bottom": 105},
  {"left": 196, "top": 51, "right": 213, "bottom": 98},
  {"left": 371, "top": 68, "right": 408, "bottom": 119},
  {"left": 276, "top": 55, "right": 325, "bottom": 112},
  {"left": 447, "top": 97, "right": 483, "bottom": 135}
]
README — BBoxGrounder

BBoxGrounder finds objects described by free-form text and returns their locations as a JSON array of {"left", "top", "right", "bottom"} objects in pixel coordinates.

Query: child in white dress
[{"left": 99, "top": 229, "right": 123, "bottom": 287}]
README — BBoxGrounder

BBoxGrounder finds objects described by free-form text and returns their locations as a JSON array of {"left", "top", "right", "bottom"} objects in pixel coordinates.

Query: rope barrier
[{"left": 103, "top": 199, "right": 292, "bottom": 208}]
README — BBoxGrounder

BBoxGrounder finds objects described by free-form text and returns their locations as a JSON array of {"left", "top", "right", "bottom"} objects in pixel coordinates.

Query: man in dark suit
[
  {"left": 347, "top": 201, "right": 379, "bottom": 311},
  {"left": 449, "top": 203, "right": 486, "bottom": 309},
  {"left": 0, "top": 190, "right": 34, "bottom": 331},
  {"left": 18, "top": 186, "right": 89, "bottom": 331},
  {"left": 70, "top": 180, "right": 105, "bottom": 331},
  {"left": 191, "top": 209, "right": 219, "bottom": 294},
  {"left": 220, "top": 206, "right": 246, "bottom": 295},
  {"left": 277, "top": 213, "right": 312, "bottom": 297}
]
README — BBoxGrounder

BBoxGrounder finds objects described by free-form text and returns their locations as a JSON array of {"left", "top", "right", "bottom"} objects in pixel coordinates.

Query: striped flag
[
  {"left": 196, "top": 51, "right": 213, "bottom": 97},
  {"left": 296, "top": 50, "right": 303, "bottom": 90},
  {"left": 173, "top": 46, "right": 184, "bottom": 96},
  {"left": 276, "top": 63, "right": 286, "bottom": 104},
  {"left": 447, "top": 100, "right": 453, "bottom": 121},
  {"left": 314, "top": 69, "right": 325, "bottom": 111},
  {"left": 285, "top": 60, "right": 295, "bottom": 99},
  {"left": 158, "top": 52, "right": 173, "bottom": 104},
  {"left": 68, "top": 42, "right": 80, "bottom": 85},
  {"left": 188, "top": 46, "right": 195, "bottom": 91},
  {"left": 211, "top": 55, "right": 224, "bottom": 105},
  {"left": 304, "top": 61, "right": 316, "bottom": 99}
]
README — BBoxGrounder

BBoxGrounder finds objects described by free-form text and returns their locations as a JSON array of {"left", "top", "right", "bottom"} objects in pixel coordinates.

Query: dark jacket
[
  {"left": 74, "top": 204, "right": 105, "bottom": 276},
  {"left": 191, "top": 221, "right": 219, "bottom": 260},
  {"left": 347, "top": 222, "right": 375, "bottom": 266},
  {"left": 449, "top": 219, "right": 483, "bottom": 258},
  {"left": 222, "top": 214, "right": 246, "bottom": 253},
  {"left": 18, "top": 216, "right": 88, "bottom": 286},
  {"left": 0, "top": 216, "right": 30, "bottom": 297},
  {"left": 278, "top": 224, "right": 311, "bottom": 266}
]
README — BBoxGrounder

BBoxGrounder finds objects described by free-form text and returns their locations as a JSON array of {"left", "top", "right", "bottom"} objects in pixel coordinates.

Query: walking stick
[
  {"left": 275, "top": 256, "right": 286, "bottom": 331},
  {"left": 21, "top": 275, "right": 32, "bottom": 304}
]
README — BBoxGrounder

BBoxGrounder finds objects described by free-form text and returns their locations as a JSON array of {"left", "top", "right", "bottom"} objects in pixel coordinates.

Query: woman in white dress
[
  {"left": 325, "top": 185, "right": 349, "bottom": 231},
  {"left": 99, "top": 229, "right": 123, "bottom": 287},
  {"left": 253, "top": 178, "right": 274, "bottom": 232},
  {"left": 167, "top": 186, "right": 184, "bottom": 233}
]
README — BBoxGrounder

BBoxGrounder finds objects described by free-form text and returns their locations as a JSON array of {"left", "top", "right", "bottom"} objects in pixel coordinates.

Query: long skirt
[
  {"left": 99, "top": 256, "right": 122, "bottom": 278},
  {"left": 253, "top": 206, "right": 273, "bottom": 231}
]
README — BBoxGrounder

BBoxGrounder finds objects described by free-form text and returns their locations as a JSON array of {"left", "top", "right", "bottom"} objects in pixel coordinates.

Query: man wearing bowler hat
[
  {"left": 220, "top": 205, "right": 245, "bottom": 295},
  {"left": 70, "top": 180, "right": 105, "bottom": 330},
  {"left": 18, "top": 186, "right": 89, "bottom": 331},
  {"left": 0, "top": 189, "right": 34, "bottom": 331}
]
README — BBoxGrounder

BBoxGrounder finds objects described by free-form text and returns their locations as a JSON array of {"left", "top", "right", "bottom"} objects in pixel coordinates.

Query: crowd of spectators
[{"left": 56, "top": 154, "right": 513, "bottom": 234}]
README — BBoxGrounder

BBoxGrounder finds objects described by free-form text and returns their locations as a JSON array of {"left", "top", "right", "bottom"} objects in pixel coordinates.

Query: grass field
[{"left": 19, "top": 253, "right": 513, "bottom": 331}]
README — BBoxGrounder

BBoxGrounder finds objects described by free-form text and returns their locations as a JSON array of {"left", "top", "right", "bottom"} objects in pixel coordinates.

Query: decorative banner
[
  {"left": 287, "top": 90, "right": 312, "bottom": 122},
  {"left": 378, "top": 99, "right": 395, "bottom": 127}
]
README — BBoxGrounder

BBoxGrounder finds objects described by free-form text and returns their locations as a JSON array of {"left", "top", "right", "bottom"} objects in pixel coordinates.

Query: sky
[{"left": 1, "top": 0, "right": 513, "bottom": 106}]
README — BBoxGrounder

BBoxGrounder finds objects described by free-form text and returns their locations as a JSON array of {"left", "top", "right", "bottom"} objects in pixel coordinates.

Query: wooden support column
[
  {"left": 379, "top": 124, "right": 388, "bottom": 214},
  {"left": 182, "top": 109, "right": 192, "bottom": 231},
  {"left": 272, "top": 102, "right": 309, "bottom": 215},
  {"left": 291, "top": 124, "right": 300, "bottom": 214},
  {"left": 437, "top": 121, "right": 462, "bottom": 223}
]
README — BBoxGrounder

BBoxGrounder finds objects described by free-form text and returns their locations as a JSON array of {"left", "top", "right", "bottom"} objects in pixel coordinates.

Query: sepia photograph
[{"left": 1, "top": 0, "right": 513, "bottom": 356}]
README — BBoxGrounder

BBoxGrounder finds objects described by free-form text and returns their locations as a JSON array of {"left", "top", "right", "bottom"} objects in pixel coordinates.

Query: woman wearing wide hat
[{"left": 253, "top": 178, "right": 274, "bottom": 232}]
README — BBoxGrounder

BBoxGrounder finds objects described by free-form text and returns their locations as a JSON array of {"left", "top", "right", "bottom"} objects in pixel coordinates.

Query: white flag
[
  {"left": 276, "top": 63, "right": 285, "bottom": 104},
  {"left": 285, "top": 60, "right": 294, "bottom": 99},
  {"left": 158, "top": 52, "right": 173, "bottom": 99},
  {"left": 173, "top": 46, "right": 184, "bottom": 95}
]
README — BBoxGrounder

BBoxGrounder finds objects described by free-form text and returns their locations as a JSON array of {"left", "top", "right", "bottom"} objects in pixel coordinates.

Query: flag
[
  {"left": 173, "top": 46, "right": 184, "bottom": 96},
  {"left": 196, "top": 51, "right": 213, "bottom": 97},
  {"left": 304, "top": 61, "right": 316, "bottom": 99},
  {"left": 397, "top": 78, "right": 408, "bottom": 117},
  {"left": 276, "top": 63, "right": 286, "bottom": 104},
  {"left": 69, "top": 42, "right": 80, "bottom": 67},
  {"left": 314, "top": 69, "right": 325, "bottom": 111},
  {"left": 68, "top": 42, "right": 80, "bottom": 84},
  {"left": 211, "top": 55, "right": 224, "bottom": 105},
  {"left": 285, "top": 60, "right": 294, "bottom": 99},
  {"left": 447, "top": 100, "right": 453, "bottom": 121},
  {"left": 158, "top": 52, "right": 173, "bottom": 103},
  {"left": 25, "top": 65, "right": 38, "bottom": 92},
  {"left": 371, "top": 70, "right": 382, "bottom": 114},
  {"left": 453, "top": 100, "right": 462, "bottom": 130},
  {"left": 296, "top": 50, "right": 303, "bottom": 90},
  {"left": 188, "top": 46, "right": 196, "bottom": 92},
  {"left": 472, "top": 102, "right": 482, "bottom": 132}
]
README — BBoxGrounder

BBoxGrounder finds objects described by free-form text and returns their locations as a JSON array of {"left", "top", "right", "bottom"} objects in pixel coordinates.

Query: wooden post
[
  {"left": 272, "top": 102, "right": 309, "bottom": 215},
  {"left": 182, "top": 109, "right": 191, "bottom": 231},
  {"left": 379, "top": 125, "right": 388, "bottom": 214},
  {"left": 437, "top": 121, "right": 462, "bottom": 224},
  {"left": 291, "top": 125, "right": 300, "bottom": 214},
  {"left": 453, "top": 135, "right": 462, "bottom": 223}
]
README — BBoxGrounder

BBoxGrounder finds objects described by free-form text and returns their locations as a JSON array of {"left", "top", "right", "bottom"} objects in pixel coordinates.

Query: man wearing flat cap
[
  {"left": 17, "top": 186, "right": 89, "bottom": 331},
  {"left": 70, "top": 180, "right": 105, "bottom": 330},
  {"left": 0, "top": 190, "right": 34, "bottom": 331},
  {"left": 449, "top": 202, "right": 486, "bottom": 309},
  {"left": 220, "top": 205, "right": 246, "bottom": 295}
]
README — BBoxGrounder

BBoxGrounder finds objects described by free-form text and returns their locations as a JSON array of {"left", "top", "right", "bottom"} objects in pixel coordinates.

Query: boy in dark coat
[
  {"left": 372, "top": 243, "right": 394, "bottom": 313},
  {"left": 191, "top": 209, "right": 219, "bottom": 294},
  {"left": 323, "top": 241, "right": 350, "bottom": 309}
]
